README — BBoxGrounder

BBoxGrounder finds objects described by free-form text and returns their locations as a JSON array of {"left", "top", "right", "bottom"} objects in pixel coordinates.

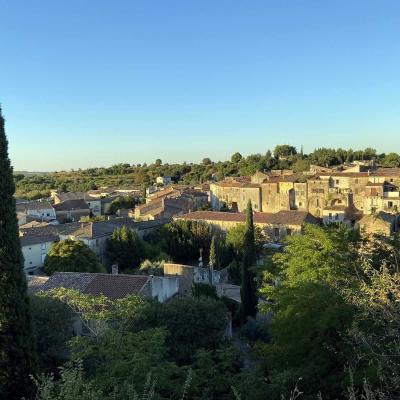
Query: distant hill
[{"left": 14, "top": 171, "right": 52, "bottom": 176}]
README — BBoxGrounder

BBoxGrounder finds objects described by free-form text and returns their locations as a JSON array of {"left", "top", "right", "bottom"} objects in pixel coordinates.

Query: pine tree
[
  {"left": 0, "top": 107, "right": 36, "bottom": 399},
  {"left": 240, "top": 200, "right": 258, "bottom": 322}
]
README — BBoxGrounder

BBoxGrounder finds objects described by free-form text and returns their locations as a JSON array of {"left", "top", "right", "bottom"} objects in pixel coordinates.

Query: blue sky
[{"left": 1, "top": 1, "right": 399, "bottom": 171}]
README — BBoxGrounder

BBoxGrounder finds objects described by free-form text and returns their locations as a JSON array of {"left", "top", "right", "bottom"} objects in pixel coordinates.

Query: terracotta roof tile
[
  {"left": 175, "top": 210, "right": 319, "bottom": 226},
  {"left": 39, "top": 272, "right": 150, "bottom": 299}
]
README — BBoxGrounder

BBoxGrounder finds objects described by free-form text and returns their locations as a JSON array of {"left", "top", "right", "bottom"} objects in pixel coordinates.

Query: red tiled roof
[
  {"left": 371, "top": 168, "right": 400, "bottom": 177},
  {"left": 39, "top": 272, "right": 150, "bottom": 300},
  {"left": 175, "top": 210, "right": 318, "bottom": 226}
]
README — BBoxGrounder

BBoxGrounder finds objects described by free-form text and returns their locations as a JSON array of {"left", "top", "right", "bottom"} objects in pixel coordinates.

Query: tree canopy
[
  {"left": 106, "top": 225, "right": 146, "bottom": 271},
  {"left": 44, "top": 239, "right": 103, "bottom": 275}
]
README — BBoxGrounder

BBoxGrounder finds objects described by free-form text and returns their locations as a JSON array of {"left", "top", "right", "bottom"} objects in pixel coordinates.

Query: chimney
[{"left": 111, "top": 264, "right": 119, "bottom": 275}]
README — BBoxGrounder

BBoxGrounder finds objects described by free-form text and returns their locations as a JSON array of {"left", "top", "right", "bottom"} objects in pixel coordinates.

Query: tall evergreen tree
[
  {"left": 209, "top": 235, "right": 218, "bottom": 268},
  {"left": 240, "top": 200, "right": 258, "bottom": 322},
  {"left": 0, "top": 107, "right": 36, "bottom": 399}
]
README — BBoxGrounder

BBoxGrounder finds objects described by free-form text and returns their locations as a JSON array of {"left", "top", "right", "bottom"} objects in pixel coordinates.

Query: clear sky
[{"left": 1, "top": 0, "right": 400, "bottom": 171}]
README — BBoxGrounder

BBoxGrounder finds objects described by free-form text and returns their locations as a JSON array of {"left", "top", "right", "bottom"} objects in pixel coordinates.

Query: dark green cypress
[
  {"left": 240, "top": 200, "right": 258, "bottom": 322},
  {"left": 0, "top": 107, "right": 36, "bottom": 399}
]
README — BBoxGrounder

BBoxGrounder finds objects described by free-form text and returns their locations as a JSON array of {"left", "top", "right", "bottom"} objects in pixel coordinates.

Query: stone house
[
  {"left": 53, "top": 199, "right": 90, "bottom": 222},
  {"left": 53, "top": 192, "right": 102, "bottom": 216},
  {"left": 16, "top": 200, "right": 56, "bottom": 224},
  {"left": 358, "top": 212, "right": 398, "bottom": 237},
  {"left": 210, "top": 166, "right": 400, "bottom": 220},
  {"left": 20, "top": 234, "right": 59, "bottom": 274},
  {"left": 58, "top": 217, "right": 169, "bottom": 264}
]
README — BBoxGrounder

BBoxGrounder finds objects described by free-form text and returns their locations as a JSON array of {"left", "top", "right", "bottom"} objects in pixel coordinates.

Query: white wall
[
  {"left": 22, "top": 240, "right": 55, "bottom": 274},
  {"left": 27, "top": 207, "right": 56, "bottom": 221},
  {"left": 151, "top": 276, "right": 179, "bottom": 302}
]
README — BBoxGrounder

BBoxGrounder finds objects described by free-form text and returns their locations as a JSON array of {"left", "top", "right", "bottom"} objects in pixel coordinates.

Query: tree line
[{"left": 15, "top": 145, "right": 400, "bottom": 199}]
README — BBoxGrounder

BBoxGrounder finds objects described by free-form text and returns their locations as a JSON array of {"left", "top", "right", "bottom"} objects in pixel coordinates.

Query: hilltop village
[
  {"left": 3, "top": 135, "right": 400, "bottom": 400},
  {"left": 17, "top": 161, "right": 399, "bottom": 277}
]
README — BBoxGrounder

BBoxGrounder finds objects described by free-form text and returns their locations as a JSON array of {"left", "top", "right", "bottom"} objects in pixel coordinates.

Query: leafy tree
[
  {"left": 30, "top": 294, "right": 74, "bottom": 371},
  {"left": 139, "top": 259, "right": 165, "bottom": 276},
  {"left": 273, "top": 144, "right": 297, "bottom": 158},
  {"left": 202, "top": 157, "right": 212, "bottom": 165},
  {"left": 226, "top": 223, "right": 264, "bottom": 260},
  {"left": 188, "top": 347, "right": 269, "bottom": 400},
  {"left": 0, "top": 107, "right": 37, "bottom": 399},
  {"left": 382, "top": 152, "right": 400, "bottom": 167},
  {"left": 161, "top": 296, "right": 228, "bottom": 364},
  {"left": 44, "top": 239, "right": 102, "bottom": 275},
  {"left": 106, "top": 225, "right": 146, "bottom": 271},
  {"left": 259, "top": 225, "right": 361, "bottom": 398},
  {"left": 347, "top": 238, "right": 400, "bottom": 397},
  {"left": 293, "top": 157, "right": 311, "bottom": 172},
  {"left": 231, "top": 152, "right": 243, "bottom": 163},
  {"left": 34, "top": 361, "right": 105, "bottom": 400},
  {"left": 240, "top": 201, "right": 258, "bottom": 322},
  {"left": 149, "top": 220, "right": 219, "bottom": 263}
]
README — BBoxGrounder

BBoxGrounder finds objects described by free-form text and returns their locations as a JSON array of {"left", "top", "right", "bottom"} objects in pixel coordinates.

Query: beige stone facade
[
  {"left": 174, "top": 210, "right": 319, "bottom": 242},
  {"left": 210, "top": 166, "right": 400, "bottom": 225}
]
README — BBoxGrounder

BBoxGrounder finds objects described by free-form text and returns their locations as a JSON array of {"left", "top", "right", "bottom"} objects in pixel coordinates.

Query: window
[
  {"left": 329, "top": 213, "right": 332, "bottom": 219},
  {"left": 286, "top": 228, "right": 292, "bottom": 236},
  {"left": 336, "top": 179, "right": 339, "bottom": 185},
  {"left": 388, "top": 201, "right": 393, "bottom": 208},
  {"left": 299, "top": 202, "right": 303, "bottom": 207},
  {"left": 335, "top": 214, "right": 339, "bottom": 220},
  {"left": 274, "top": 228, "right": 280, "bottom": 238},
  {"left": 41, "top": 243, "right": 46, "bottom": 250}
]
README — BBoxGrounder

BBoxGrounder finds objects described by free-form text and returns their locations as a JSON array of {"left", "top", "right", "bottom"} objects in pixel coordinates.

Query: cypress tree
[
  {"left": 209, "top": 235, "right": 218, "bottom": 268},
  {"left": 240, "top": 200, "right": 258, "bottom": 322},
  {"left": 0, "top": 107, "right": 36, "bottom": 399}
]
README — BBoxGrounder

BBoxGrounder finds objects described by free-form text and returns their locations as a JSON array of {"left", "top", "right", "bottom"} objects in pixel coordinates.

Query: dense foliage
[
  {"left": 30, "top": 295, "right": 74, "bottom": 372},
  {"left": 258, "top": 225, "right": 400, "bottom": 399},
  {"left": 106, "top": 225, "right": 146, "bottom": 271},
  {"left": 32, "top": 289, "right": 270, "bottom": 399},
  {"left": 146, "top": 219, "right": 222, "bottom": 264},
  {"left": 44, "top": 239, "right": 103, "bottom": 275},
  {"left": 0, "top": 108, "right": 37, "bottom": 399}
]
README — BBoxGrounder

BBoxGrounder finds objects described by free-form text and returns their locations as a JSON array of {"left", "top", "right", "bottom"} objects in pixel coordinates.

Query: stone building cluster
[{"left": 210, "top": 164, "right": 400, "bottom": 226}]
